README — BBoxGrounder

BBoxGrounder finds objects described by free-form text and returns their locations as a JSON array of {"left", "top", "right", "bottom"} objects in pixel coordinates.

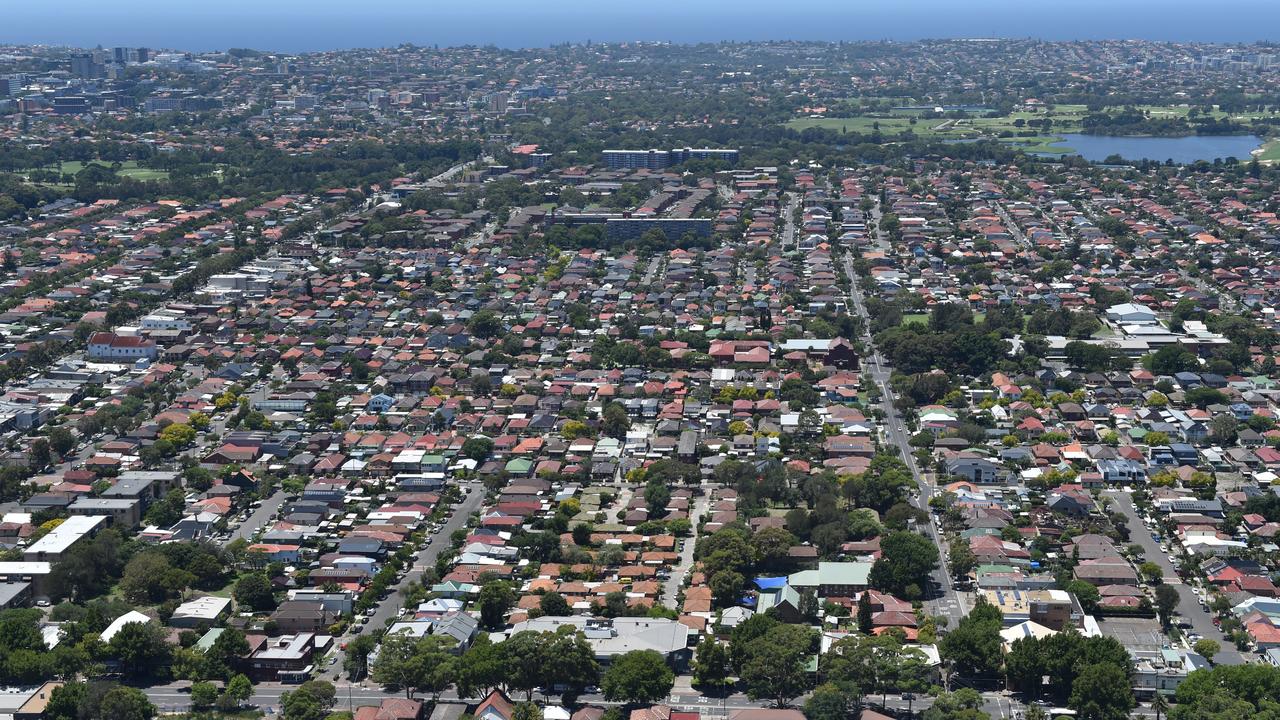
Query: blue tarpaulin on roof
[{"left": 755, "top": 576, "right": 787, "bottom": 590}]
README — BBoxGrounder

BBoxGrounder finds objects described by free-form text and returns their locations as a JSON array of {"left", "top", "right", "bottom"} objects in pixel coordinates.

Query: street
[
  {"left": 322, "top": 485, "right": 489, "bottom": 679},
  {"left": 1105, "top": 490, "right": 1246, "bottom": 665}
]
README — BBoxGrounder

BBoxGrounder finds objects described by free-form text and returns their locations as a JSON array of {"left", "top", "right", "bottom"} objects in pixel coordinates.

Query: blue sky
[{"left": 5, "top": 1, "right": 1280, "bottom": 52}]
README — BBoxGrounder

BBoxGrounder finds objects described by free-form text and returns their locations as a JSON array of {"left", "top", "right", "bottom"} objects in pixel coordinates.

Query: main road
[{"left": 840, "top": 205, "right": 966, "bottom": 628}]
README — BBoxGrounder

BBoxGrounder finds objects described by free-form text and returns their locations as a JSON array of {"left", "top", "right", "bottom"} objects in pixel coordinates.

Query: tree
[
  {"left": 740, "top": 624, "right": 815, "bottom": 707},
  {"left": 601, "top": 402, "right": 631, "bottom": 438},
  {"left": 709, "top": 569, "right": 745, "bottom": 608},
  {"left": 868, "top": 531, "right": 939, "bottom": 599},
  {"left": 512, "top": 703, "right": 543, "bottom": 720},
  {"left": 48, "top": 427, "right": 76, "bottom": 456},
  {"left": 1067, "top": 580, "right": 1101, "bottom": 614},
  {"left": 1193, "top": 638, "right": 1221, "bottom": 662},
  {"left": 538, "top": 628, "right": 600, "bottom": 698},
  {"left": 1154, "top": 585, "right": 1180, "bottom": 627},
  {"left": 478, "top": 581, "right": 516, "bottom": 629},
  {"left": 233, "top": 573, "right": 276, "bottom": 611},
  {"left": 281, "top": 681, "right": 336, "bottom": 720},
  {"left": 539, "top": 592, "right": 572, "bottom": 617},
  {"left": 29, "top": 438, "right": 51, "bottom": 470},
  {"left": 804, "top": 683, "right": 856, "bottom": 720},
  {"left": 1139, "top": 561, "right": 1164, "bottom": 583},
  {"left": 949, "top": 537, "right": 977, "bottom": 581},
  {"left": 108, "top": 621, "right": 172, "bottom": 680},
  {"left": 857, "top": 591, "right": 874, "bottom": 634},
  {"left": 692, "top": 637, "right": 732, "bottom": 692},
  {"left": 371, "top": 634, "right": 457, "bottom": 699},
  {"left": 344, "top": 634, "right": 378, "bottom": 680},
  {"left": 461, "top": 437, "right": 494, "bottom": 462},
  {"left": 940, "top": 599, "right": 1003, "bottom": 678},
  {"left": 601, "top": 650, "right": 674, "bottom": 705},
  {"left": 1069, "top": 662, "right": 1134, "bottom": 720},
  {"left": 98, "top": 686, "right": 156, "bottom": 720},
  {"left": 200, "top": 627, "right": 250, "bottom": 680},
  {"left": 222, "top": 674, "right": 253, "bottom": 709},
  {"left": 922, "top": 689, "right": 988, "bottom": 720},
  {"left": 468, "top": 310, "right": 502, "bottom": 338},
  {"left": 454, "top": 636, "right": 507, "bottom": 698},
  {"left": 189, "top": 681, "right": 218, "bottom": 709},
  {"left": 159, "top": 423, "right": 196, "bottom": 446}
]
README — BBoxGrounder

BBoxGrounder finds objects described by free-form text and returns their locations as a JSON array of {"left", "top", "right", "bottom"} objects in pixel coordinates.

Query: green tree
[
  {"left": 1069, "top": 662, "right": 1134, "bottom": 720},
  {"left": 222, "top": 674, "right": 253, "bottom": 710},
  {"left": 851, "top": 593, "right": 872, "bottom": 636},
  {"left": 189, "top": 681, "right": 218, "bottom": 709},
  {"left": 692, "top": 637, "right": 732, "bottom": 691},
  {"left": 940, "top": 599, "right": 1003, "bottom": 678},
  {"left": 280, "top": 680, "right": 336, "bottom": 720},
  {"left": 233, "top": 573, "right": 276, "bottom": 611},
  {"left": 98, "top": 686, "right": 156, "bottom": 720},
  {"left": 108, "top": 621, "right": 172, "bottom": 681},
  {"left": 601, "top": 650, "right": 674, "bottom": 705},
  {"left": 371, "top": 634, "right": 457, "bottom": 699},
  {"left": 1193, "top": 638, "right": 1221, "bottom": 663},
  {"left": 1154, "top": 584, "right": 1180, "bottom": 627},
  {"left": 804, "top": 683, "right": 856, "bottom": 720},
  {"left": 478, "top": 581, "right": 516, "bottom": 629},
  {"left": 922, "top": 689, "right": 988, "bottom": 720},
  {"left": 740, "top": 624, "right": 816, "bottom": 707},
  {"left": 868, "top": 531, "right": 939, "bottom": 599}
]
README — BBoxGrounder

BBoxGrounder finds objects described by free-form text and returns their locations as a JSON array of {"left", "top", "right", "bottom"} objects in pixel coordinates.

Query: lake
[{"left": 1038, "top": 133, "right": 1265, "bottom": 164}]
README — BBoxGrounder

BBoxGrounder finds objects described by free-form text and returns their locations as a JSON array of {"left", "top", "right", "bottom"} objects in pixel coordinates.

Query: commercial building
[{"left": 504, "top": 616, "right": 690, "bottom": 664}]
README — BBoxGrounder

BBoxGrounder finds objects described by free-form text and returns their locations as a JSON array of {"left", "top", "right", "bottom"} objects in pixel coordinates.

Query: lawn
[
  {"left": 787, "top": 103, "right": 1280, "bottom": 155},
  {"left": 23, "top": 160, "right": 169, "bottom": 182},
  {"left": 1256, "top": 139, "right": 1280, "bottom": 163}
]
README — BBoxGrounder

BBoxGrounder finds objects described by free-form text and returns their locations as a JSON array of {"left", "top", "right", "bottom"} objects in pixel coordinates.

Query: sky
[{"left": 4, "top": 0, "right": 1280, "bottom": 52}]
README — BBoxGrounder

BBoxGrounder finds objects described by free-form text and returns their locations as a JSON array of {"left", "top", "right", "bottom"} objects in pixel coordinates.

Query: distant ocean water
[{"left": 5, "top": 0, "right": 1280, "bottom": 52}]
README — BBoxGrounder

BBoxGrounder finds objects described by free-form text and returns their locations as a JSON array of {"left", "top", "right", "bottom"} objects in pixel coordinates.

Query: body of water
[
  {"left": 6, "top": 1, "right": 1280, "bottom": 51},
  {"left": 1042, "top": 133, "right": 1264, "bottom": 164}
]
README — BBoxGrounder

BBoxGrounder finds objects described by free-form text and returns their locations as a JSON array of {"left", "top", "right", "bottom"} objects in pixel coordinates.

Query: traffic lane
[
  {"left": 325, "top": 486, "right": 488, "bottom": 679},
  {"left": 1106, "top": 491, "right": 1245, "bottom": 665}
]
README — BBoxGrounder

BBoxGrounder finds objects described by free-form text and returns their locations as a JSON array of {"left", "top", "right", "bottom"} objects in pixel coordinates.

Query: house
[
  {"left": 356, "top": 699, "right": 424, "bottom": 720},
  {"left": 475, "top": 690, "right": 515, "bottom": 720},
  {"left": 87, "top": 332, "right": 158, "bottom": 361},
  {"left": 945, "top": 457, "right": 1004, "bottom": 484}
]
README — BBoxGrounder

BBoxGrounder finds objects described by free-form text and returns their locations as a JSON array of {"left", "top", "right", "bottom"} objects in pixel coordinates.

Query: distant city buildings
[{"left": 602, "top": 147, "right": 739, "bottom": 170}]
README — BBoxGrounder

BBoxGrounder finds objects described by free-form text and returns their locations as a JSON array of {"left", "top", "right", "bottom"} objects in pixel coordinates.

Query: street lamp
[{"left": 904, "top": 693, "right": 915, "bottom": 717}]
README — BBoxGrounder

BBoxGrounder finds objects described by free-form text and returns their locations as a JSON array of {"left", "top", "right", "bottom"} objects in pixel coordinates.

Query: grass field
[
  {"left": 22, "top": 160, "right": 169, "bottom": 182},
  {"left": 787, "top": 103, "right": 1280, "bottom": 156}
]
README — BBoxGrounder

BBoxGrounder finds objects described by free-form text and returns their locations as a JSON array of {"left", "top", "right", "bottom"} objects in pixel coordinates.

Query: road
[
  {"left": 228, "top": 490, "right": 289, "bottom": 544},
  {"left": 842, "top": 202, "right": 966, "bottom": 628},
  {"left": 661, "top": 493, "right": 710, "bottom": 608},
  {"left": 1104, "top": 490, "right": 1246, "bottom": 665},
  {"left": 321, "top": 485, "right": 489, "bottom": 680}
]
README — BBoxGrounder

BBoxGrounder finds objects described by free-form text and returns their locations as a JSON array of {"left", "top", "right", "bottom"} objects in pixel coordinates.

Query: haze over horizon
[{"left": 5, "top": 0, "right": 1280, "bottom": 53}]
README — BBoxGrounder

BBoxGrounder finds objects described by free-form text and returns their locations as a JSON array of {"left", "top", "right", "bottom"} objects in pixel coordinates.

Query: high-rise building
[{"left": 70, "top": 53, "right": 102, "bottom": 79}]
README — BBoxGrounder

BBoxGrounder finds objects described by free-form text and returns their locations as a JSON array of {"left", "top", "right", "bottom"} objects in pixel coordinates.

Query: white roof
[
  {"left": 172, "top": 596, "right": 233, "bottom": 621},
  {"left": 101, "top": 610, "right": 153, "bottom": 643}
]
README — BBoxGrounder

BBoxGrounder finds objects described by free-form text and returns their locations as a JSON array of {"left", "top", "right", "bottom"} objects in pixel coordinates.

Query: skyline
[{"left": 5, "top": 0, "right": 1280, "bottom": 53}]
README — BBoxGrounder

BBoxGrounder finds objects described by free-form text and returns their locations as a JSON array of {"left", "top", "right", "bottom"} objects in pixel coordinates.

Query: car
[
  {"left": 352, "top": 625, "right": 364, "bottom": 634},
  {"left": 329, "top": 657, "right": 338, "bottom": 666}
]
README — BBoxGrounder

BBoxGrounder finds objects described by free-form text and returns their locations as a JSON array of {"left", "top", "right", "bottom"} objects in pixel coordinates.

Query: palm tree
[{"left": 1152, "top": 692, "right": 1170, "bottom": 720}]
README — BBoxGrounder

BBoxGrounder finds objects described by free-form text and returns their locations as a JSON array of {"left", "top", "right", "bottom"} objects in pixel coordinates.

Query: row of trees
[{"left": 373, "top": 628, "right": 677, "bottom": 706}]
